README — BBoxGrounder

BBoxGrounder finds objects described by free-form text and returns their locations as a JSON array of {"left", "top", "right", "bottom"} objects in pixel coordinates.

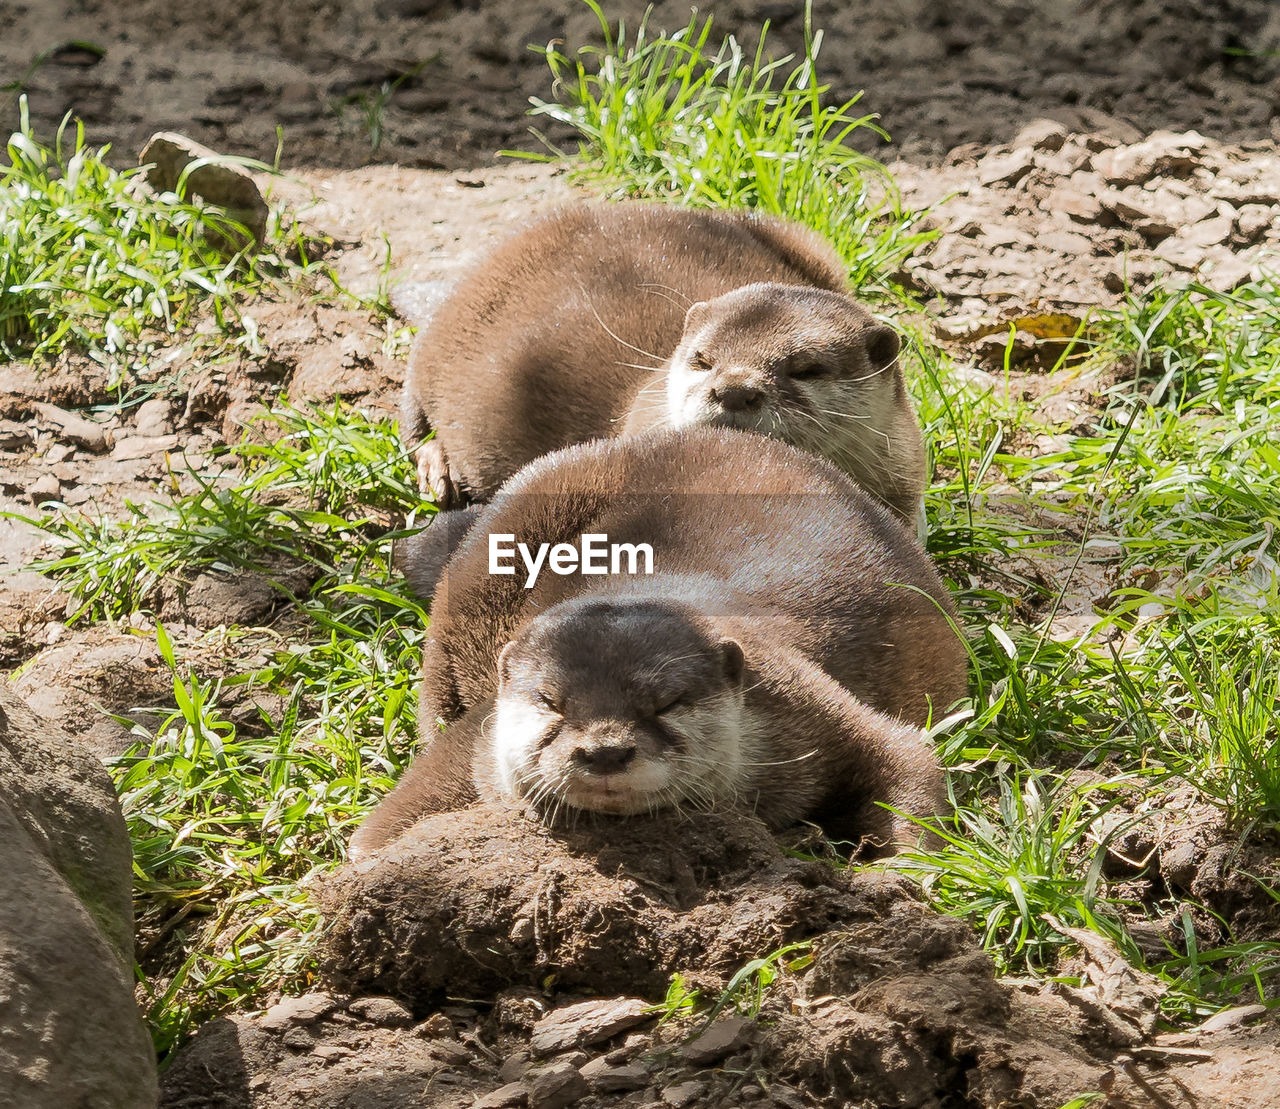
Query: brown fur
[
  {"left": 401, "top": 202, "right": 925, "bottom": 523},
  {"left": 351, "top": 428, "right": 966, "bottom": 859}
]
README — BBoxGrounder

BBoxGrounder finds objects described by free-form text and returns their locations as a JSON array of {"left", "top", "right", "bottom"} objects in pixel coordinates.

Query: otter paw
[{"left": 417, "top": 440, "right": 457, "bottom": 508}]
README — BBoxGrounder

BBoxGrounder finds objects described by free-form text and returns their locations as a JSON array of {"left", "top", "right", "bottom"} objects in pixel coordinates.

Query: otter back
[{"left": 401, "top": 202, "right": 925, "bottom": 521}]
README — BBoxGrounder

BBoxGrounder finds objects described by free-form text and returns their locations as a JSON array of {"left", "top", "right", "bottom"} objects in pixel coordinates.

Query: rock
[
  {"left": 977, "top": 147, "right": 1035, "bottom": 188},
  {"left": 348, "top": 995, "right": 415, "bottom": 1027},
  {"left": 1012, "top": 118, "right": 1068, "bottom": 153},
  {"left": 1177, "top": 214, "right": 1235, "bottom": 250},
  {"left": 531, "top": 998, "right": 655, "bottom": 1056},
  {"left": 139, "top": 131, "right": 269, "bottom": 247},
  {"left": 1234, "top": 203, "right": 1275, "bottom": 243},
  {"left": 109, "top": 433, "right": 181, "bottom": 462},
  {"left": 661, "top": 1081, "right": 706, "bottom": 1107},
  {"left": 527, "top": 1061, "right": 589, "bottom": 1109},
  {"left": 496, "top": 1052, "right": 530, "bottom": 1083},
  {"left": 0, "top": 687, "right": 157, "bottom": 1108},
  {"left": 416, "top": 1011, "right": 458, "bottom": 1039},
  {"left": 474, "top": 1082, "right": 531, "bottom": 1108},
  {"left": 259, "top": 991, "right": 338, "bottom": 1029},
  {"left": 677, "top": 1016, "right": 756, "bottom": 1065},
  {"left": 132, "top": 398, "right": 176, "bottom": 438},
  {"left": 8, "top": 630, "right": 172, "bottom": 758},
  {"left": 29, "top": 472, "right": 61, "bottom": 504},
  {"left": 1193, "top": 1004, "right": 1268, "bottom": 1034},
  {"left": 1053, "top": 171, "right": 1104, "bottom": 222},
  {"left": 158, "top": 566, "right": 300, "bottom": 629},
  {"left": 579, "top": 1057, "right": 649, "bottom": 1091},
  {"left": 1091, "top": 130, "right": 1210, "bottom": 186},
  {"left": 31, "top": 401, "right": 113, "bottom": 452}
]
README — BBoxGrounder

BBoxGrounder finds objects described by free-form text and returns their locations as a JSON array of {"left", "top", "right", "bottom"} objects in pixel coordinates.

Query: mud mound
[
  {"left": 320, "top": 806, "right": 875, "bottom": 1004},
  {"left": 163, "top": 804, "right": 1279, "bottom": 1108}
]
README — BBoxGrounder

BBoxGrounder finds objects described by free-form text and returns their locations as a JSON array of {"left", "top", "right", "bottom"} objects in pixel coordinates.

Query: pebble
[
  {"left": 527, "top": 1061, "right": 590, "bottom": 1109},
  {"left": 531, "top": 998, "right": 653, "bottom": 1056}
]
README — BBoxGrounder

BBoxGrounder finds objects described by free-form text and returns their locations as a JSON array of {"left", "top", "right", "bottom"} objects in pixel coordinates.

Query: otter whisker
[{"left": 636, "top": 281, "right": 694, "bottom": 308}]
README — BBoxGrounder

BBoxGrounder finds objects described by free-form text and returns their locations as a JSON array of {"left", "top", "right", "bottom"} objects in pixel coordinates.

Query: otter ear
[
  {"left": 863, "top": 324, "right": 901, "bottom": 372},
  {"left": 497, "top": 641, "right": 517, "bottom": 685},
  {"left": 718, "top": 638, "right": 745, "bottom": 685},
  {"left": 683, "top": 300, "right": 711, "bottom": 334}
]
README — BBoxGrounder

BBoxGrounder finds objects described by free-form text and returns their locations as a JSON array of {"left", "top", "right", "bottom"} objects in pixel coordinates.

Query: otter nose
[
  {"left": 573, "top": 742, "right": 637, "bottom": 775},
  {"left": 710, "top": 384, "right": 764, "bottom": 412}
]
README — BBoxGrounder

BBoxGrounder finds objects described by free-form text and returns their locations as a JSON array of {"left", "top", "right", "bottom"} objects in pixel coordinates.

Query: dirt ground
[{"left": 3, "top": 1, "right": 1280, "bottom": 1106}]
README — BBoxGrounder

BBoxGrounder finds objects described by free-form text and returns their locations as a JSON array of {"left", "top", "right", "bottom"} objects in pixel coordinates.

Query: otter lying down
[{"left": 351, "top": 428, "right": 965, "bottom": 859}]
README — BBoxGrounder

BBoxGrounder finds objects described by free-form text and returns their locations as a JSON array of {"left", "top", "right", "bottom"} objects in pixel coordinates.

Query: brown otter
[
  {"left": 351, "top": 427, "right": 966, "bottom": 859},
  {"left": 401, "top": 202, "right": 925, "bottom": 526}
]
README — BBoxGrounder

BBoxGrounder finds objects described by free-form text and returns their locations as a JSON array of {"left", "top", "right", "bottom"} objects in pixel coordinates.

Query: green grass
[
  {"left": 509, "top": 0, "right": 931, "bottom": 294},
  {"left": 0, "top": 95, "right": 328, "bottom": 386},
  {"left": 18, "top": 403, "right": 429, "bottom": 1058},
  {"left": 8, "top": 0, "right": 1280, "bottom": 1066}
]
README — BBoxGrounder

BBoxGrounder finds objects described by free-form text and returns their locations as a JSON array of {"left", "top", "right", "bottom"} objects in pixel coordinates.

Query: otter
[
  {"left": 400, "top": 202, "right": 925, "bottom": 526},
  {"left": 351, "top": 428, "right": 966, "bottom": 859}
]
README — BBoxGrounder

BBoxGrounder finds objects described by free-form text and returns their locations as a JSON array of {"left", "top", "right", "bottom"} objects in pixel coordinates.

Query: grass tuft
[{"left": 511, "top": 0, "right": 930, "bottom": 292}]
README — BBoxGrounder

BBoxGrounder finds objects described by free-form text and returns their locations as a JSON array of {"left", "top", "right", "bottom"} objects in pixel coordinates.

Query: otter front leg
[
  {"left": 347, "top": 709, "right": 485, "bottom": 860},
  {"left": 416, "top": 438, "right": 463, "bottom": 509}
]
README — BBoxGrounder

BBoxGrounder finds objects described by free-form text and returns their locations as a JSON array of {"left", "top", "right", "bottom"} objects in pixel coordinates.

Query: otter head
[
  {"left": 663, "top": 284, "right": 923, "bottom": 522},
  {"left": 490, "top": 597, "right": 748, "bottom": 819}
]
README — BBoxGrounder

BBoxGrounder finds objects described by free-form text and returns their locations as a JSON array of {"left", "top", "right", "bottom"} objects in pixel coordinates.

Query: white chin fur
[{"left": 492, "top": 698, "right": 555, "bottom": 799}]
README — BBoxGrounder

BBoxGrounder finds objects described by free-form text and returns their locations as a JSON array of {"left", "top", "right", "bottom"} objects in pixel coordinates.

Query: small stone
[
  {"left": 1194, "top": 1004, "right": 1268, "bottom": 1034},
  {"left": 661, "top": 1081, "right": 705, "bottom": 1108},
  {"left": 473, "top": 1082, "right": 531, "bottom": 1109},
  {"left": 1180, "top": 215, "right": 1234, "bottom": 249},
  {"left": 1012, "top": 118, "right": 1068, "bottom": 153},
  {"left": 527, "top": 1061, "right": 590, "bottom": 1109},
  {"left": 415, "top": 1012, "right": 457, "bottom": 1039},
  {"left": 348, "top": 996, "right": 415, "bottom": 1027},
  {"left": 313, "top": 1044, "right": 353, "bottom": 1063},
  {"left": 260, "top": 992, "right": 337, "bottom": 1029},
  {"left": 677, "top": 1017, "right": 756, "bottom": 1066},
  {"left": 1235, "top": 204, "right": 1275, "bottom": 243},
  {"left": 531, "top": 998, "right": 654, "bottom": 1056},
  {"left": 110, "top": 434, "right": 180, "bottom": 461},
  {"left": 497, "top": 1053, "right": 530, "bottom": 1084},
  {"left": 281, "top": 1026, "right": 315, "bottom": 1050},
  {"left": 1160, "top": 842, "right": 1199, "bottom": 890},
  {"left": 30, "top": 474, "right": 61, "bottom": 504},
  {"left": 977, "top": 147, "right": 1035, "bottom": 188},
  {"left": 140, "top": 132, "right": 269, "bottom": 247},
  {"left": 32, "top": 401, "right": 113, "bottom": 452},
  {"left": 769, "top": 1087, "right": 808, "bottom": 1109},
  {"left": 133, "top": 398, "right": 175, "bottom": 438},
  {"left": 579, "top": 1057, "right": 650, "bottom": 1092},
  {"left": 509, "top": 916, "right": 535, "bottom": 944},
  {"left": 425, "top": 1038, "right": 473, "bottom": 1066}
]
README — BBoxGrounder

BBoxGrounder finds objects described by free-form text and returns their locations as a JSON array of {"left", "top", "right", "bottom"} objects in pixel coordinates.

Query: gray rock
[
  {"left": 677, "top": 1016, "right": 756, "bottom": 1065},
  {"left": 661, "top": 1081, "right": 706, "bottom": 1107},
  {"left": 473, "top": 1081, "right": 531, "bottom": 1108},
  {"left": 0, "top": 687, "right": 157, "bottom": 1108},
  {"left": 531, "top": 998, "right": 654, "bottom": 1056},
  {"left": 259, "top": 991, "right": 338, "bottom": 1029},
  {"left": 140, "top": 131, "right": 269, "bottom": 247},
  {"left": 977, "top": 147, "right": 1035, "bottom": 188},
  {"left": 527, "top": 1061, "right": 589, "bottom": 1109},
  {"left": 348, "top": 995, "right": 415, "bottom": 1027},
  {"left": 132, "top": 398, "right": 176, "bottom": 438},
  {"left": 579, "top": 1056, "right": 649, "bottom": 1091}
]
